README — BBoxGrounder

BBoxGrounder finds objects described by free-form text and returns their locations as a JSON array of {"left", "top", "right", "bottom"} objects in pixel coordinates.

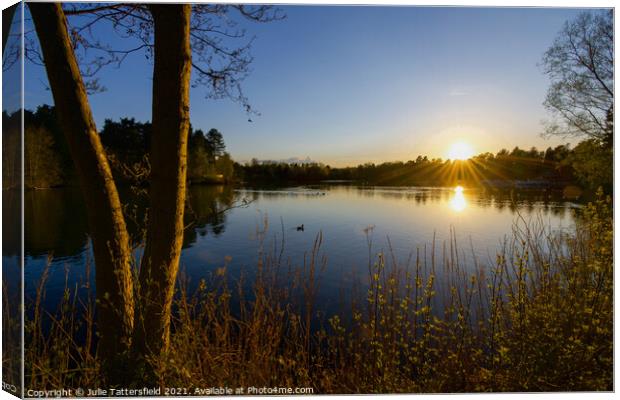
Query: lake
[{"left": 3, "top": 184, "right": 580, "bottom": 314}]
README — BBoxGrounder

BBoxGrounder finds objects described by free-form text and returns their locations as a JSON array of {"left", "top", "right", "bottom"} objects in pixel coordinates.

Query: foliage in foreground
[{"left": 18, "top": 192, "right": 612, "bottom": 393}]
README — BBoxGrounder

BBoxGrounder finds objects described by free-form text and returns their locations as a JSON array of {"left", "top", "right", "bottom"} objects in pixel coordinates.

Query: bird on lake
[{"left": 296, "top": 224, "right": 304, "bottom": 231}]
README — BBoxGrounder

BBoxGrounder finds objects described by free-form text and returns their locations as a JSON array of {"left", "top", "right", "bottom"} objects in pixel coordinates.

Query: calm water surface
[{"left": 3, "top": 185, "right": 579, "bottom": 313}]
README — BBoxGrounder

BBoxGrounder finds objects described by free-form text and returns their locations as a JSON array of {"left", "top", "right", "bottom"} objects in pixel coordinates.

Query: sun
[{"left": 447, "top": 141, "right": 474, "bottom": 161}]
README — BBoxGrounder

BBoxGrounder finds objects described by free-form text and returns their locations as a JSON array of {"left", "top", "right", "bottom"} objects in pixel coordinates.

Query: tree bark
[
  {"left": 29, "top": 3, "right": 134, "bottom": 380},
  {"left": 132, "top": 4, "right": 191, "bottom": 370}
]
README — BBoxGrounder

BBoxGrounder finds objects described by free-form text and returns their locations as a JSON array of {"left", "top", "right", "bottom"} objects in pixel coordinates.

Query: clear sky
[{"left": 20, "top": 5, "right": 588, "bottom": 167}]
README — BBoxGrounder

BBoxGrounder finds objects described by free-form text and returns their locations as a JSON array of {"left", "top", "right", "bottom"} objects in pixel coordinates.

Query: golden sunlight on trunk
[{"left": 132, "top": 3, "right": 192, "bottom": 372}]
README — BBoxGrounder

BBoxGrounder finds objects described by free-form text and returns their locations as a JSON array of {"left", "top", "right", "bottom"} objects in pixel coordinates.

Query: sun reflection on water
[{"left": 450, "top": 185, "right": 467, "bottom": 212}]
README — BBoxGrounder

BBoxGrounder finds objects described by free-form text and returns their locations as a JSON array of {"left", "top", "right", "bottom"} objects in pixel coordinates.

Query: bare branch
[
  {"left": 23, "top": 2, "right": 284, "bottom": 114},
  {"left": 541, "top": 10, "right": 613, "bottom": 144}
]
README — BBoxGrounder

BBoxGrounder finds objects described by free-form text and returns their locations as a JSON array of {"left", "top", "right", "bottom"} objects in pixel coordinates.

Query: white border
[{"left": 0, "top": 1, "right": 616, "bottom": 400}]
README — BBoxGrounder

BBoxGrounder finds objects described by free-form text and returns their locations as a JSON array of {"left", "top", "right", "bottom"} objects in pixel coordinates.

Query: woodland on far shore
[{"left": 2, "top": 104, "right": 612, "bottom": 193}]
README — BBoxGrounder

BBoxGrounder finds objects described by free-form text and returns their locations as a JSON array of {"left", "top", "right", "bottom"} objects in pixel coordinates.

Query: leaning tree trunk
[
  {"left": 29, "top": 3, "right": 134, "bottom": 380},
  {"left": 133, "top": 4, "right": 191, "bottom": 373}
]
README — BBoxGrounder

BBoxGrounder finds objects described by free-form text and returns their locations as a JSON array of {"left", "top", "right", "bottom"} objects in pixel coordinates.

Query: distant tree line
[
  {"left": 4, "top": 105, "right": 611, "bottom": 192},
  {"left": 3, "top": 105, "right": 235, "bottom": 189},
  {"left": 238, "top": 159, "right": 332, "bottom": 185},
  {"left": 235, "top": 143, "right": 611, "bottom": 192}
]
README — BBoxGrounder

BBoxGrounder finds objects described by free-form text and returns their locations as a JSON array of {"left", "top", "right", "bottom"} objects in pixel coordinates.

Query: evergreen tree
[{"left": 206, "top": 128, "right": 226, "bottom": 161}]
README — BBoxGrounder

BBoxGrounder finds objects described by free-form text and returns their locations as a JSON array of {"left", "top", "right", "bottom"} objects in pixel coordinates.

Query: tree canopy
[{"left": 542, "top": 10, "right": 613, "bottom": 146}]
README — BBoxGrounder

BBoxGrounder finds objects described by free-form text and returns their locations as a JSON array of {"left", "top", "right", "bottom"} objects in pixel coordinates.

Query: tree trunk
[
  {"left": 132, "top": 4, "right": 191, "bottom": 372},
  {"left": 29, "top": 3, "right": 134, "bottom": 380}
]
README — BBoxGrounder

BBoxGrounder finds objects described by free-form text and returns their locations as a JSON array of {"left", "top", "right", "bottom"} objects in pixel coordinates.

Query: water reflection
[
  {"left": 7, "top": 185, "right": 580, "bottom": 263},
  {"left": 449, "top": 186, "right": 466, "bottom": 212},
  {"left": 183, "top": 185, "right": 237, "bottom": 246}
]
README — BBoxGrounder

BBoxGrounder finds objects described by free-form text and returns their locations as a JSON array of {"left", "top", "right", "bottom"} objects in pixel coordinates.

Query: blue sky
[{"left": 18, "top": 5, "right": 589, "bottom": 166}]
